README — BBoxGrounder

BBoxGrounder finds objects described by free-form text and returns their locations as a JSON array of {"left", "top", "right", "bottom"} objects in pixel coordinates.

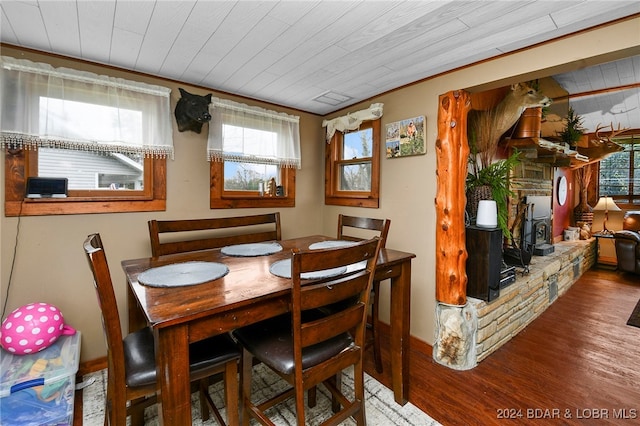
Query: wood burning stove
[{"left": 522, "top": 196, "right": 555, "bottom": 256}]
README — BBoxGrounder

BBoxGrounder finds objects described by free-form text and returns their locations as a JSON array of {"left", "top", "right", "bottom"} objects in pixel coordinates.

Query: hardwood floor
[{"left": 364, "top": 268, "right": 640, "bottom": 425}]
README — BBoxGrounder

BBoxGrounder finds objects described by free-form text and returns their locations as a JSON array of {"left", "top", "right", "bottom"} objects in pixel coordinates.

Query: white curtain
[
  {"left": 321, "top": 103, "right": 384, "bottom": 141},
  {"left": 0, "top": 56, "right": 174, "bottom": 158},
  {"left": 207, "top": 97, "right": 301, "bottom": 168}
]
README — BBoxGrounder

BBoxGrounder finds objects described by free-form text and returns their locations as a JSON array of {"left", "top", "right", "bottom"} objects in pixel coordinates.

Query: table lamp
[{"left": 593, "top": 196, "right": 621, "bottom": 235}]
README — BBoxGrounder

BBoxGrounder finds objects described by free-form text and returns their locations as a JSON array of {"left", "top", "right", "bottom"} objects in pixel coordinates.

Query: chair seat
[
  {"left": 124, "top": 327, "right": 240, "bottom": 387},
  {"left": 233, "top": 312, "right": 353, "bottom": 376}
]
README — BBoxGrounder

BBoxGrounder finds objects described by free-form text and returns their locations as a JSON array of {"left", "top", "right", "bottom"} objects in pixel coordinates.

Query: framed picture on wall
[{"left": 385, "top": 115, "right": 426, "bottom": 158}]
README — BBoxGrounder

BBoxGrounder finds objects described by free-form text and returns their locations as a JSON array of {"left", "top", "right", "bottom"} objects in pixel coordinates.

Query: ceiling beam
[{"left": 554, "top": 82, "right": 640, "bottom": 101}]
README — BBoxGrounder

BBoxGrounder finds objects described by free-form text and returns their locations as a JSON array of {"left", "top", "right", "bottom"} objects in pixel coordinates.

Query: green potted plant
[
  {"left": 466, "top": 149, "right": 520, "bottom": 240},
  {"left": 557, "top": 106, "right": 585, "bottom": 149}
]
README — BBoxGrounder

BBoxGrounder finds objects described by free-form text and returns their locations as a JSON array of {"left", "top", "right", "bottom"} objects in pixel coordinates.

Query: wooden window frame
[
  {"left": 210, "top": 161, "right": 295, "bottom": 209},
  {"left": 4, "top": 148, "right": 166, "bottom": 216},
  {"left": 597, "top": 134, "right": 640, "bottom": 208},
  {"left": 324, "top": 119, "right": 380, "bottom": 208}
]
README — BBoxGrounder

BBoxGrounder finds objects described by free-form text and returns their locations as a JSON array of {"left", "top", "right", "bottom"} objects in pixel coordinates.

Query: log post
[
  {"left": 435, "top": 90, "right": 471, "bottom": 306},
  {"left": 433, "top": 90, "right": 477, "bottom": 370}
]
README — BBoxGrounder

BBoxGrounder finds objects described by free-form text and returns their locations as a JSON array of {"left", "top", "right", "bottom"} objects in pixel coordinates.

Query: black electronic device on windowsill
[{"left": 25, "top": 177, "right": 68, "bottom": 198}]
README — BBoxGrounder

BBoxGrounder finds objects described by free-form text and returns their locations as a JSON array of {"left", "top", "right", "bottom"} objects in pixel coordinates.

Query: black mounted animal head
[{"left": 174, "top": 88, "right": 212, "bottom": 133}]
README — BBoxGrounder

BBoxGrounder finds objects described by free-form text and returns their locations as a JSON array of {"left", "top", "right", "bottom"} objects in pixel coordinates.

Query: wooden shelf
[{"left": 503, "top": 137, "right": 600, "bottom": 169}]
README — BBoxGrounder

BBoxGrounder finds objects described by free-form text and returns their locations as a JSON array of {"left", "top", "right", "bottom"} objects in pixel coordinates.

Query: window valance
[
  {"left": 321, "top": 103, "right": 384, "bottom": 142},
  {"left": 207, "top": 97, "right": 301, "bottom": 168},
  {"left": 0, "top": 56, "right": 174, "bottom": 158}
]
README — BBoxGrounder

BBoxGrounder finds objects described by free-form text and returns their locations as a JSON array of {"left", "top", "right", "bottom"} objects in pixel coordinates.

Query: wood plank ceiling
[{"left": 1, "top": 0, "right": 639, "bottom": 131}]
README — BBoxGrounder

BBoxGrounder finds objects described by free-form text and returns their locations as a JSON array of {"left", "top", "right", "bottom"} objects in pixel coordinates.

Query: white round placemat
[
  {"left": 309, "top": 241, "right": 367, "bottom": 273},
  {"left": 269, "top": 259, "right": 347, "bottom": 280},
  {"left": 137, "top": 261, "right": 229, "bottom": 287},
  {"left": 221, "top": 242, "right": 283, "bottom": 257},
  {"left": 308, "top": 240, "right": 359, "bottom": 250}
]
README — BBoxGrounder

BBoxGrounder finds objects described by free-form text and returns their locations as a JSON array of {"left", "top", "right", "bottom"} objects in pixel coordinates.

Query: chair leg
[
  {"left": 127, "top": 398, "right": 145, "bottom": 426},
  {"left": 331, "top": 373, "right": 342, "bottom": 413},
  {"left": 294, "top": 377, "right": 306, "bottom": 426},
  {"left": 199, "top": 379, "right": 211, "bottom": 422},
  {"left": 240, "top": 348, "right": 254, "bottom": 426},
  {"left": 372, "top": 280, "right": 383, "bottom": 373},
  {"left": 353, "top": 361, "right": 366, "bottom": 426},
  {"left": 307, "top": 386, "right": 317, "bottom": 407},
  {"left": 224, "top": 359, "right": 240, "bottom": 426},
  {"left": 108, "top": 375, "right": 130, "bottom": 426}
]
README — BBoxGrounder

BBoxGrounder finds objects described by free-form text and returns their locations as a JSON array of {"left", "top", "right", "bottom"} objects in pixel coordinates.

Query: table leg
[
  {"left": 155, "top": 325, "right": 192, "bottom": 425},
  {"left": 127, "top": 284, "right": 146, "bottom": 333},
  {"left": 389, "top": 259, "right": 411, "bottom": 405}
]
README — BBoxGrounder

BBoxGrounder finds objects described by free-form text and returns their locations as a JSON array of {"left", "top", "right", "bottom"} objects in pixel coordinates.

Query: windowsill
[
  {"left": 5, "top": 198, "right": 166, "bottom": 216},
  {"left": 210, "top": 196, "right": 294, "bottom": 209}
]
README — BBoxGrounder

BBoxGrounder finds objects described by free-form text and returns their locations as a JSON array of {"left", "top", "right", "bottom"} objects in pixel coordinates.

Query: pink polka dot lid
[{"left": 0, "top": 302, "right": 76, "bottom": 355}]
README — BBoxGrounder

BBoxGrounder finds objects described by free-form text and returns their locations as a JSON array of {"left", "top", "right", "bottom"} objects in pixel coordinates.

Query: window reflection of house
[{"left": 38, "top": 148, "right": 144, "bottom": 190}]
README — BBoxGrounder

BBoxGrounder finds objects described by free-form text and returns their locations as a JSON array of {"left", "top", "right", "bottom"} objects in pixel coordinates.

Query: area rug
[
  {"left": 82, "top": 364, "right": 440, "bottom": 425},
  {"left": 627, "top": 298, "right": 640, "bottom": 328}
]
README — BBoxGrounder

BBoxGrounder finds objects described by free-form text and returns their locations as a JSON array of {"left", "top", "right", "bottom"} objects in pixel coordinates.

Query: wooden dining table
[{"left": 122, "top": 235, "right": 415, "bottom": 425}]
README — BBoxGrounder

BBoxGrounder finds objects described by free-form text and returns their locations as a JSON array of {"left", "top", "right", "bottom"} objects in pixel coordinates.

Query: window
[
  {"left": 598, "top": 134, "right": 640, "bottom": 206},
  {"left": 1, "top": 56, "right": 171, "bottom": 216},
  {"left": 325, "top": 119, "right": 381, "bottom": 208},
  {"left": 208, "top": 98, "right": 299, "bottom": 209}
]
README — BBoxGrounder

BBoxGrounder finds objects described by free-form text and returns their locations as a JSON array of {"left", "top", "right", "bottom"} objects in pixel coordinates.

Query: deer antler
[
  {"left": 608, "top": 122, "right": 630, "bottom": 140},
  {"left": 594, "top": 123, "right": 608, "bottom": 141},
  {"left": 595, "top": 122, "right": 630, "bottom": 142}
]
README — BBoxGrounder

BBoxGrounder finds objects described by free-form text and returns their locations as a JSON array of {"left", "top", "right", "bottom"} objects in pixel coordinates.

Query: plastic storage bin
[{"left": 1, "top": 332, "right": 81, "bottom": 426}]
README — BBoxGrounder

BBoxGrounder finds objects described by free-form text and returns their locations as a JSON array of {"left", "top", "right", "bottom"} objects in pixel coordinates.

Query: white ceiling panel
[
  {"left": 160, "top": 1, "right": 236, "bottom": 78},
  {"left": 0, "top": 8, "right": 18, "bottom": 45},
  {"left": 0, "top": 0, "right": 638, "bottom": 131},
  {"left": 1, "top": 1, "right": 49, "bottom": 48},
  {"left": 39, "top": 1, "right": 81, "bottom": 58},
  {"left": 77, "top": 1, "right": 116, "bottom": 63},
  {"left": 109, "top": 26, "right": 145, "bottom": 69},
  {"left": 136, "top": 1, "right": 196, "bottom": 74}
]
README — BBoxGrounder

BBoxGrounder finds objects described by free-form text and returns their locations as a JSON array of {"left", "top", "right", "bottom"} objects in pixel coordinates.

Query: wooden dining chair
[
  {"left": 337, "top": 214, "right": 390, "bottom": 373},
  {"left": 148, "top": 212, "right": 281, "bottom": 257},
  {"left": 83, "top": 233, "right": 240, "bottom": 426},
  {"left": 233, "top": 237, "right": 382, "bottom": 426}
]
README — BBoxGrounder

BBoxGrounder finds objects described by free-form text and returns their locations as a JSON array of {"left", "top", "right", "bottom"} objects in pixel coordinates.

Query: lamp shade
[
  {"left": 593, "top": 196, "right": 621, "bottom": 212},
  {"left": 476, "top": 199, "right": 498, "bottom": 228}
]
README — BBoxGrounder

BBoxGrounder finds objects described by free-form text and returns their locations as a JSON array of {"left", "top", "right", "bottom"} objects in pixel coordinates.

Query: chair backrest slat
[
  {"left": 337, "top": 214, "right": 390, "bottom": 247},
  {"left": 149, "top": 212, "right": 281, "bottom": 257},
  {"left": 291, "top": 238, "right": 381, "bottom": 352}
]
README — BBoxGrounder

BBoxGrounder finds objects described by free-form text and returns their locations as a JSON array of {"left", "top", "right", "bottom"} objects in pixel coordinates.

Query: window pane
[
  {"left": 223, "top": 161, "right": 278, "bottom": 191},
  {"left": 223, "top": 124, "right": 278, "bottom": 158},
  {"left": 339, "top": 163, "right": 371, "bottom": 191},
  {"left": 599, "top": 141, "right": 640, "bottom": 200},
  {"left": 40, "top": 97, "right": 143, "bottom": 145},
  {"left": 38, "top": 148, "right": 144, "bottom": 190},
  {"left": 600, "top": 150, "right": 629, "bottom": 195},
  {"left": 342, "top": 129, "right": 372, "bottom": 160}
]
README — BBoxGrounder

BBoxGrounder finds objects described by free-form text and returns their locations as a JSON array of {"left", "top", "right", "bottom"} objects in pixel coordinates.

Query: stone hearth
[
  {"left": 470, "top": 239, "right": 595, "bottom": 362},
  {"left": 434, "top": 239, "right": 595, "bottom": 369}
]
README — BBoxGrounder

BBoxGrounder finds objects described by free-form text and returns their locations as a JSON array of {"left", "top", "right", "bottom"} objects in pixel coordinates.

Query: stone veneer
[{"left": 468, "top": 239, "right": 596, "bottom": 363}]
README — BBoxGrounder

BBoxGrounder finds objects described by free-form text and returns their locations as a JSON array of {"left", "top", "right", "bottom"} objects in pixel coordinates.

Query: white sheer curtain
[
  {"left": 0, "top": 56, "right": 174, "bottom": 158},
  {"left": 321, "top": 103, "right": 384, "bottom": 141},
  {"left": 207, "top": 97, "right": 301, "bottom": 168}
]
